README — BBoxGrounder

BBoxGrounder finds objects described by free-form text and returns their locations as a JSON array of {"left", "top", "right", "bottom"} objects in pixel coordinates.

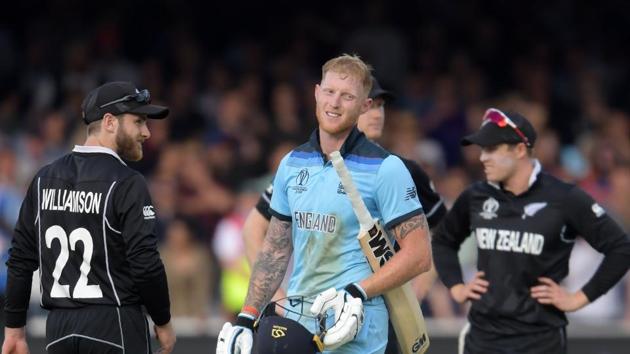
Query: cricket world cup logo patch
[
  {"left": 480, "top": 197, "right": 499, "bottom": 220},
  {"left": 291, "top": 169, "right": 309, "bottom": 193},
  {"left": 296, "top": 169, "right": 309, "bottom": 186}
]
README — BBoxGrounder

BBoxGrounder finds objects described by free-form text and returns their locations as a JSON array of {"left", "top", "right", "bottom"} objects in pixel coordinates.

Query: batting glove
[
  {"left": 216, "top": 313, "right": 255, "bottom": 354},
  {"left": 310, "top": 284, "right": 366, "bottom": 350}
]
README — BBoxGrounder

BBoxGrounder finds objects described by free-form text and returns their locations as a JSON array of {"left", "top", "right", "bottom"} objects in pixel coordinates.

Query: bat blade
[
  {"left": 330, "top": 151, "right": 430, "bottom": 354},
  {"left": 357, "top": 224, "right": 429, "bottom": 354}
]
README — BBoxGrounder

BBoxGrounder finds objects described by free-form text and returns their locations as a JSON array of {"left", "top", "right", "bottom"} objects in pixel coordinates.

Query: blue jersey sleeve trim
[
  {"left": 270, "top": 208, "right": 292, "bottom": 222},
  {"left": 384, "top": 208, "right": 424, "bottom": 230}
]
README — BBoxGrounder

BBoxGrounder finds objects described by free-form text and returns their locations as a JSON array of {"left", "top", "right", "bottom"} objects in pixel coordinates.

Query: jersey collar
[
  {"left": 308, "top": 126, "right": 366, "bottom": 160},
  {"left": 72, "top": 145, "right": 127, "bottom": 166},
  {"left": 487, "top": 159, "right": 542, "bottom": 191}
]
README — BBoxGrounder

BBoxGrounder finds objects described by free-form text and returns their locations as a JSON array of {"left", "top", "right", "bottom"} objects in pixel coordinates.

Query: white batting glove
[
  {"left": 310, "top": 284, "right": 366, "bottom": 350},
  {"left": 216, "top": 314, "right": 255, "bottom": 354}
]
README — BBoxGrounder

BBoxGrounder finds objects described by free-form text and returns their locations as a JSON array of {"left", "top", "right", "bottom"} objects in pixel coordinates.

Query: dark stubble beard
[{"left": 116, "top": 127, "right": 143, "bottom": 161}]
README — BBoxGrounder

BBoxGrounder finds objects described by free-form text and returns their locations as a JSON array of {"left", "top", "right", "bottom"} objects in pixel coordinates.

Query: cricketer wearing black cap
[
  {"left": 432, "top": 108, "right": 630, "bottom": 354},
  {"left": 81, "top": 81, "right": 169, "bottom": 124},
  {"left": 3, "top": 82, "right": 176, "bottom": 353},
  {"left": 461, "top": 109, "right": 536, "bottom": 148}
]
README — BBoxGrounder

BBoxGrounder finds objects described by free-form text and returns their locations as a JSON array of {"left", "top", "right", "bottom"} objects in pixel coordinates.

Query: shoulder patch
[
  {"left": 591, "top": 203, "right": 605, "bottom": 217},
  {"left": 143, "top": 205, "right": 156, "bottom": 219}
]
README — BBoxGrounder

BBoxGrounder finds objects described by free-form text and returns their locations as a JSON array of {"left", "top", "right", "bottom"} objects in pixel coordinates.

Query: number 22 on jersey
[{"left": 45, "top": 225, "right": 103, "bottom": 299}]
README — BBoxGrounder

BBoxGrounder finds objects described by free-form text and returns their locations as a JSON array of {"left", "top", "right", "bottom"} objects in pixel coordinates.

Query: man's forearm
[
  {"left": 243, "top": 218, "right": 292, "bottom": 310},
  {"left": 360, "top": 215, "right": 432, "bottom": 298}
]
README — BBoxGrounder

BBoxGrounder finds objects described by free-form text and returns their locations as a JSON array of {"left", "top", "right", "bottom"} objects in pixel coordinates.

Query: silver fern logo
[{"left": 522, "top": 202, "right": 547, "bottom": 219}]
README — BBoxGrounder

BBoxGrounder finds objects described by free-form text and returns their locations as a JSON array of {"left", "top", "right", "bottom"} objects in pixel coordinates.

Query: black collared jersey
[
  {"left": 5, "top": 146, "right": 170, "bottom": 327},
  {"left": 432, "top": 162, "right": 630, "bottom": 334}
]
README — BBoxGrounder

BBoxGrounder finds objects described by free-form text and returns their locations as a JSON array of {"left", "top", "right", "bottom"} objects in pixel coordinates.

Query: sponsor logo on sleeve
[
  {"left": 405, "top": 186, "right": 417, "bottom": 201},
  {"left": 591, "top": 203, "right": 605, "bottom": 217},
  {"left": 143, "top": 205, "right": 156, "bottom": 219}
]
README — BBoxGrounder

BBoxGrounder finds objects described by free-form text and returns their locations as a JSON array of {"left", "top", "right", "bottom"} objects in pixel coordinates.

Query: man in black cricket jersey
[
  {"left": 242, "top": 76, "right": 446, "bottom": 354},
  {"left": 2, "top": 82, "right": 176, "bottom": 354},
  {"left": 432, "top": 108, "right": 630, "bottom": 354}
]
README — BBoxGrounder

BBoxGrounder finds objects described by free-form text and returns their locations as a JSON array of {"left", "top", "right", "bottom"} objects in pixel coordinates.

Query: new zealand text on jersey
[
  {"left": 474, "top": 227, "right": 545, "bottom": 255},
  {"left": 41, "top": 189, "right": 102, "bottom": 214}
]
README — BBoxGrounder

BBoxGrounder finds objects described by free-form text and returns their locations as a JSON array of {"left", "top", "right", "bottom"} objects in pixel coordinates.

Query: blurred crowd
[{"left": 0, "top": 0, "right": 629, "bottom": 327}]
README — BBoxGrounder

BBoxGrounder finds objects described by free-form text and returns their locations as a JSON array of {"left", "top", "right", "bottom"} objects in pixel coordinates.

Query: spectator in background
[
  {"left": 269, "top": 82, "right": 311, "bottom": 144},
  {"left": 161, "top": 218, "right": 213, "bottom": 323},
  {"left": 212, "top": 188, "right": 260, "bottom": 321},
  {"left": 0, "top": 147, "right": 22, "bottom": 304},
  {"left": 176, "top": 142, "right": 234, "bottom": 239}
]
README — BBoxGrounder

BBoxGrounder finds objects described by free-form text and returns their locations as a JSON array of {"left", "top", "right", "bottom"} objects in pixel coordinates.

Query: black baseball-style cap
[
  {"left": 81, "top": 81, "right": 169, "bottom": 124},
  {"left": 461, "top": 108, "right": 537, "bottom": 148},
  {"left": 369, "top": 76, "right": 395, "bottom": 103}
]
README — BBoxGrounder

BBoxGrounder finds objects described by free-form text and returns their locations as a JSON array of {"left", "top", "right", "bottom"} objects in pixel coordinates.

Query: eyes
[
  {"left": 134, "top": 118, "right": 148, "bottom": 127},
  {"left": 481, "top": 145, "right": 500, "bottom": 153},
  {"left": 322, "top": 88, "right": 356, "bottom": 101}
]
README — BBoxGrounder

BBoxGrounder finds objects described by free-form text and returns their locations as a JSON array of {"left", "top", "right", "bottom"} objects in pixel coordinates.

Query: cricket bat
[{"left": 330, "top": 151, "right": 429, "bottom": 354}]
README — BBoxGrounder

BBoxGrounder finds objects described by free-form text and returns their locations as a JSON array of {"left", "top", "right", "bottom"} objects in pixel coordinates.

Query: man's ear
[
  {"left": 102, "top": 113, "right": 119, "bottom": 133},
  {"left": 516, "top": 142, "right": 529, "bottom": 158},
  {"left": 359, "top": 97, "right": 373, "bottom": 115}
]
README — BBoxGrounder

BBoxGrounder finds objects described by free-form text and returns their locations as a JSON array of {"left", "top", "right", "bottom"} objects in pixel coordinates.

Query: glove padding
[
  {"left": 216, "top": 314, "right": 254, "bottom": 354},
  {"left": 310, "top": 286, "right": 365, "bottom": 350}
]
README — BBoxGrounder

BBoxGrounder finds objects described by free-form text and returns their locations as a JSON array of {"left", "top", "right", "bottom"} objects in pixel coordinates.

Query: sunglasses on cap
[
  {"left": 482, "top": 108, "right": 531, "bottom": 147},
  {"left": 99, "top": 89, "right": 151, "bottom": 109}
]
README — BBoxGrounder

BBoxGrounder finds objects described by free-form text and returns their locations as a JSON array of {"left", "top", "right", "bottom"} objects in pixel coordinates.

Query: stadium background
[{"left": 0, "top": 0, "right": 629, "bottom": 352}]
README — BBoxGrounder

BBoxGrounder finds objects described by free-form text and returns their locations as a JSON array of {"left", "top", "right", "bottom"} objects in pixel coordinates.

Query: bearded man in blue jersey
[{"left": 216, "top": 54, "right": 432, "bottom": 354}]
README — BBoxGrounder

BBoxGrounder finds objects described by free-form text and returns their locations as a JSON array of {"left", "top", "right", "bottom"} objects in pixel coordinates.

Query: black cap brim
[
  {"left": 461, "top": 123, "right": 524, "bottom": 147},
  {"left": 370, "top": 88, "right": 395, "bottom": 103},
  {"left": 126, "top": 104, "right": 169, "bottom": 119}
]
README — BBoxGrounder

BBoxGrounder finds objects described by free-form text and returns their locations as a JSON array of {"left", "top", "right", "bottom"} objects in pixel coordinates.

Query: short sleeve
[
  {"left": 254, "top": 183, "right": 273, "bottom": 221},
  {"left": 269, "top": 154, "right": 292, "bottom": 221},
  {"left": 375, "top": 155, "right": 424, "bottom": 229}
]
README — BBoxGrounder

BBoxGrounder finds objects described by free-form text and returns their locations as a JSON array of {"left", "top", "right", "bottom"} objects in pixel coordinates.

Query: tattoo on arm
[
  {"left": 244, "top": 217, "right": 293, "bottom": 310},
  {"left": 390, "top": 214, "right": 428, "bottom": 242}
]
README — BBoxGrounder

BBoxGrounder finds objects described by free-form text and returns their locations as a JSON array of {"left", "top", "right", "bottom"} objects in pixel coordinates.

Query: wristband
[
  {"left": 236, "top": 313, "right": 256, "bottom": 330},
  {"left": 344, "top": 283, "right": 367, "bottom": 301},
  {"left": 241, "top": 305, "right": 260, "bottom": 317}
]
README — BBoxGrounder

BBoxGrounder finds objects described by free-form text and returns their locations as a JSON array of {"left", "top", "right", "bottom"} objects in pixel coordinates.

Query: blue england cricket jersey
[{"left": 269, "top": 127, "right": 424, "bottom": 298}]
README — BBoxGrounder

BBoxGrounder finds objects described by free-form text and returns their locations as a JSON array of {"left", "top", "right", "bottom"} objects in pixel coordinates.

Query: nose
[
  {"left": 480, "top": 149, "right": 489, "bottom": 163},
  {"left": 330, "top": 93, "right": 341, "bottom": 108},
  {"left": 141, "top": 124, "right": 151, "bottom": 139}
]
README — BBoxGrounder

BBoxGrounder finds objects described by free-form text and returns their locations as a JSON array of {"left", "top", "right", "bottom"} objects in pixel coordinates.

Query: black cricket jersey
[
  {"left": 5, "top": 146, "right": 171, "bottom": 327},
  {"left": 255, "top": 155, "right": 446, "bottom": 228},
  {"left": 433, "top": 160, "right": 630, "bottom": 335}
]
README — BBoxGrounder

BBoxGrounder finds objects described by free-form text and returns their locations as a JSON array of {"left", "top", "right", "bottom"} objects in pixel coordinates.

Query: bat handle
[{"left": 330, "top": 151, "right": 374, "bottom": 228}]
